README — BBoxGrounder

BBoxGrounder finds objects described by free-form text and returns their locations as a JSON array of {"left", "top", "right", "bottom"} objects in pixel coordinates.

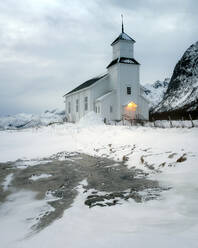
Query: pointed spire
[{"left": 121, "top": 14, "right": 124, "bottom": 33}]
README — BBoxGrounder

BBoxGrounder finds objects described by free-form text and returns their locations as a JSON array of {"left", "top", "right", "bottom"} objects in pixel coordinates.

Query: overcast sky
[{"left": 0, "top": 0, "right": 197, "bottom": 115}]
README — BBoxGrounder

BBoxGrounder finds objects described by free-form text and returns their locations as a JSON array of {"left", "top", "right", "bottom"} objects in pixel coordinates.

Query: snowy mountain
[
  {"left": 153, "top": 41, "right": 198, "bottom": 117},
  {"left": 0, "top": 109, "right": 65, "bottom": 130},
  {"left": 143, "top": 78, "right": 170, "bottom": 108}
]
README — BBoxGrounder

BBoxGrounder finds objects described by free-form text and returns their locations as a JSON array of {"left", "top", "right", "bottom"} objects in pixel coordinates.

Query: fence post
[
  {"left": 168, "top": 116, "right": 173, "bottom": 128},
  {"left": 152, "top": 117, "right": 156, "bottom": 127},
  {"left": 189, "top": 114, "right": 194, "bottom": 128},
  {"left": 181, "top": 117, "right": 184, "bottom": 128}
]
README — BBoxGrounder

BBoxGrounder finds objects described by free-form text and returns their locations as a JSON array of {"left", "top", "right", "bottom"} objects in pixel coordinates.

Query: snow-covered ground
[{"left": 0, "top": 115, "right": 198, "bottom": 248}]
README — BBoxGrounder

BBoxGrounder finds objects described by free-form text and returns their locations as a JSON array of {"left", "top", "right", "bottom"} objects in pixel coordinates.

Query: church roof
[
  {"left": 107, "top": 57, "right": 140, "bottom": 69},
  {"left": 111, "top": 32, "right": 136, "bottom": 46},
  {"left": 64, "top": 74, "right": 107, "bottom": 96}
]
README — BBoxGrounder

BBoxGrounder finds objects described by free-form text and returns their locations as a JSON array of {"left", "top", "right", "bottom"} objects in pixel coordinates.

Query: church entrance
[{"left": 123, "top": 101, "right": 138, "bottom": 121}]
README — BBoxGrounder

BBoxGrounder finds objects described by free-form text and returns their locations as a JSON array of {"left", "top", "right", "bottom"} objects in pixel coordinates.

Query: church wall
[
  {"left": 90, "top": 76, "right": 110, "bottom": 112},
  {"left": 65, "top": 88, "right": 91, "bottom": 122},
  {"left": 139, "top": 96, "right": 149, "bottom": 120},
  {"left": 108, "top": 65, "right": 120, "bottom": 120},
  {"left": 98, "top": 93, "right": 116, "bottom": 122},
  {"left": 112, "top": 40, "right": 134, "bottom": 59},
  {"left": 112, "top": 43, "right": 120, "bottom": 59}
]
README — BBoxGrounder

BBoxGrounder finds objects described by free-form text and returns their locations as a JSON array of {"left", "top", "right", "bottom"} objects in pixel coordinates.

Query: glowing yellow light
[{"left": 127, "top": 101, "right": 137, "bottom": 111}]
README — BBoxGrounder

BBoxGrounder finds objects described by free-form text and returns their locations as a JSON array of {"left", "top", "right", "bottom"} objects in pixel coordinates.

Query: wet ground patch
[{"left": 0, "top": 152, "right": 165, "bottom": 232}]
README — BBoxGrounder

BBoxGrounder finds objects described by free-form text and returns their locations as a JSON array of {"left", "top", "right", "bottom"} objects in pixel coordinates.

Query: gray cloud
[{"left": 0, "top": 0, "right": 197, "bottom": 115}]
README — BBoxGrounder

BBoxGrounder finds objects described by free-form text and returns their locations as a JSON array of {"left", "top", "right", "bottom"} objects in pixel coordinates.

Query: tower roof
[{"left": 111, "top": 32, "right": 136, "bottom": 46}]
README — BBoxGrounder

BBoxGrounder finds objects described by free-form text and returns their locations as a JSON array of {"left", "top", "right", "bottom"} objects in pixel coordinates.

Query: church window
[
  {"left": 98, "top": 106, "right": 100, "bottom": 113},
  {"left": 76, "top": 99, "right": 79, "bottom": 112},
  {"left": 68, "top": 102, "right": 71, "bottom": 113},
  {"left": 84, "top": 96, "right": 88, "bottom": 111},
  {"left": 127, "top": 86, "right": 131, "bottom": 95},
  {"left": 110, "top": 105, "right": 113, "bottom": 113}
]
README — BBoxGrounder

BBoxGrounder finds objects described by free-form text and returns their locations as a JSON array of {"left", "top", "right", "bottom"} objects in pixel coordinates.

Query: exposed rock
[{"left": 152, "top": 41, "right": 198, "bottom": 119}]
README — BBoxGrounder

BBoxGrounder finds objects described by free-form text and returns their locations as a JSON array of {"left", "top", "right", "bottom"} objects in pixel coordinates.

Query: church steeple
[
  {"left": 107, "top": 18, "right": 139, "bottom": 67},
  {"left": 121, "top": 14, "right": 124, "bottom": 33}
]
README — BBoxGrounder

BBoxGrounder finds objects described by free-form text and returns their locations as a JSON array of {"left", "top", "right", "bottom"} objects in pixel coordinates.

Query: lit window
[
  {"left": 68, "top": 102, "right": 71, "bottom": 114},
  {"left": 110, "top": 105, "right": 113, "bottom": 113},
  {"left": 127, "top": 87, "right": 131, "bottom": 95},
  {"left": 76, "top": 99, "right": 79, "bottom": 112},
  {"left": 84, "top": 96, "right": 88, "bottom": 111}
]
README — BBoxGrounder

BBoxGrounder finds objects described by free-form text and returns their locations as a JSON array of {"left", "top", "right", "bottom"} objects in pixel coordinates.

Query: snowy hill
[
  {"left": 0, "top": 109, "right": 65, "bottom": 130},
  {"left": 143, "top": 78, "right": 170, "bottom": 108},
  {"left": 152, "top": 41, "right": 198, "bottom": 118}
]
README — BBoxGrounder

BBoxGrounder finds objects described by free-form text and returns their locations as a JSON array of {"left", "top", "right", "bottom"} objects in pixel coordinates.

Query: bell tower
[
  {"left": 106, "top": 16, "right": 141, "bottom": 120},
  {"left": 111, "top": 15, "right": 136, "bottom": 60}
]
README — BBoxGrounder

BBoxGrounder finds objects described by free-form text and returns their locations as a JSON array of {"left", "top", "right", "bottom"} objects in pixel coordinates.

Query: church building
[{"left": 64, "top": 21, "right": 149, "bottom": 123}]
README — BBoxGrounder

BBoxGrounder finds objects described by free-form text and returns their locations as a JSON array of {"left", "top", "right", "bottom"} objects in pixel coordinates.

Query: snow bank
[{"left": 77, "top": 111, "right": 104, "bottom": 127}]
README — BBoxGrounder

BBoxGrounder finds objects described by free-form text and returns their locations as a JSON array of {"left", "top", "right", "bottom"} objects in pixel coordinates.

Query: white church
[{"left": 64, "top": 21, "right": 149, "bottom": 123}]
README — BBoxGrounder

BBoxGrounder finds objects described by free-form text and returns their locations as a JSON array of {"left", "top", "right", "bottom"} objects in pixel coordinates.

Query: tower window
[
  {"left": 127, "top": 87, "right": 131, "bottom": 95},
  {"left": 76, "top": 99, "right": 79, "bottom": 112},
  {"left": 84, "top": 96, "right": 88, "bottom": 111}
]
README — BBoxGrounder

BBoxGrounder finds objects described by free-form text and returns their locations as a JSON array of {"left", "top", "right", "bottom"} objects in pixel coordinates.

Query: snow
[
  {"left": 15, "top": 160, "right": 52, "bottom": 169},
  {"left": 121, "top": 58, "right": 135, "bottom": 64},
  {"left": 29, "top": 174, "right": 52, "bottom": 181},
  {"left": 2, "top": 173, "right": 14, "bottom": 191},
  {"left": 0, "top": 120, "right": 198, "bottom": 247},
  {"left": 143, "top": 78, "right": 170, "bottom": 108},
  {"left": 77, "top": 111, "right": 104, "bottom": 126},
  {"left": 0, "top": 109, "right": 65, "bottom": 130},
  {"left": 154, "top": 41, "right": 198, "bottom": 112},
  {"left": 0, "top": 190, "right": 55, "bottom": 248}
]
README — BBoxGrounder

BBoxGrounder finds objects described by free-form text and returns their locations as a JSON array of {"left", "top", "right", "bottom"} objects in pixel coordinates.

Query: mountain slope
[
  {"left": 0, "top": 109, "right": 65, "bottom": 130},
  {"left": 143, "top": 78, "right": 169, "bottom": 108},
  {"left": 153, "top": 41, "right": 198, "bottom": 116}
]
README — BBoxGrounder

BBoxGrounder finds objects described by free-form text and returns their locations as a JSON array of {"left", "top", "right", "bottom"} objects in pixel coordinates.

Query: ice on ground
[
  {"left": 15, "top": 160, "right": 52, "bottom": 169},
  {"left": 2, "top": 173, "right": 14, "bottom": 191},
  {"left": 29, "top": 174, "right": 52, "bottom": 181}
]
